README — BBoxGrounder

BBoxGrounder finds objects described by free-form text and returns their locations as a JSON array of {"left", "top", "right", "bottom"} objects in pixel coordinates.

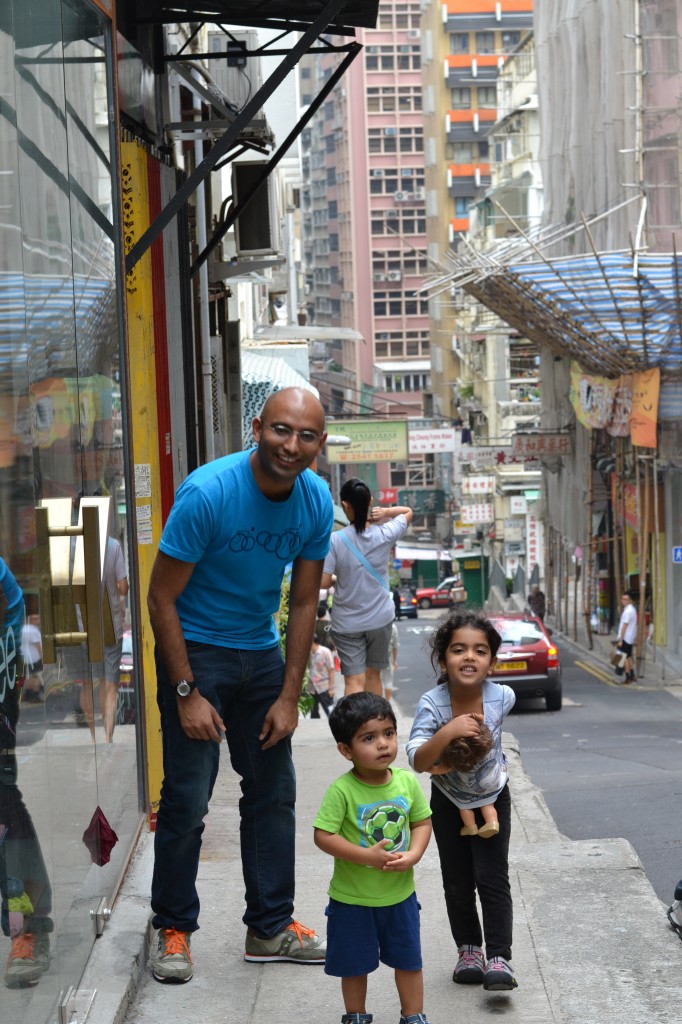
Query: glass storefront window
[{"left": 1, "top": 1, "right": 140, "bottom": 1016}]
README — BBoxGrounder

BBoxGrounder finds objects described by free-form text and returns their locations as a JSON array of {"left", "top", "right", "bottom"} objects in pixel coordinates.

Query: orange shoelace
[
  {"left": 162, "top": 929, "right": 192, "bottom": 961},
  {"left": 9, "top": 934, "right": 36, "bottom": 962},
  {"left": 286, "top": 921, "right": 315, "bottom": 947}
]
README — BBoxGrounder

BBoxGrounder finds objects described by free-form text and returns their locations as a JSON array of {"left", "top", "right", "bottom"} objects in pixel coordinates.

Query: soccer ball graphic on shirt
[{"left": 362, "top": 803, "right": 408, "bottom": 852}]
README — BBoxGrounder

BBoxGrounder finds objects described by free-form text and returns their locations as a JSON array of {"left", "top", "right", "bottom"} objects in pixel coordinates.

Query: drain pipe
[{"left": 193, "top": 73, "right": 215, "bottom": 462}]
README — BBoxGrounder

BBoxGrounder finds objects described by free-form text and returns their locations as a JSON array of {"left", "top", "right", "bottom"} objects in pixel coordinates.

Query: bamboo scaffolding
[
  {"left": 584, "top": 434, "right": 595, "bottom": 650},
  {"left": 635, "top": 453, "right": 651, "bottom": 677},
  {"left": 653, "top": 454, "right": 664, "bottom": 679},
  {"left": 613, "top": 439, "right": 623, "bottom": 610}
]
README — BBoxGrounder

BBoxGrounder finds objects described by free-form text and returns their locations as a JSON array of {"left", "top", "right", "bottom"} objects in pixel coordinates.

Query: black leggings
[{"left": 430, "top": 782, "right": 513, "bottom": 960}]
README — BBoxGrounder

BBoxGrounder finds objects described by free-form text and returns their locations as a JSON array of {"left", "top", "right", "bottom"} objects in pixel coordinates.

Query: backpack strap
[{"left": 338, "top": 532, "right": 390, "bottom": 591}]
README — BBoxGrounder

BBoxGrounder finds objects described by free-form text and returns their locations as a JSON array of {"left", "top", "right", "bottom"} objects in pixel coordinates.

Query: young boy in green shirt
[{"left": 314, "top": 692, "right": 433, "bottom": 1024}]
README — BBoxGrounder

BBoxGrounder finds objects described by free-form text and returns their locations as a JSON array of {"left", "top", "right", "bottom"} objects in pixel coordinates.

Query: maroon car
[{"left": 488, "top": 613, "right": 562, "bottom": 712}]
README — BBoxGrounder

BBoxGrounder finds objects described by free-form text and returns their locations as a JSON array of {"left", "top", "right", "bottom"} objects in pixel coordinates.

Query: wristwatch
[{"left": 174, "top": 679, "right": 196, "bottom": 697}]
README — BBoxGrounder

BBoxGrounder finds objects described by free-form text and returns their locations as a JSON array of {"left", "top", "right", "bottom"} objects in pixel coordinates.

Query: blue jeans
[{"left": 151, "top": 643, "right": 296, "bottom": 937}]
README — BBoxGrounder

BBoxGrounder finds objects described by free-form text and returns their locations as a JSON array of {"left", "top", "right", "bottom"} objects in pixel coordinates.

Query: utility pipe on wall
[{"left": 193, "top": 74, "right": 215, "bottom": 462}]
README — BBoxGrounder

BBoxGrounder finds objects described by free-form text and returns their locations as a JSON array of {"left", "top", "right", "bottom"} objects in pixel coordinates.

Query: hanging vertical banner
[{"left": 629, "top": 367, "right": 659, "bottom": 448}]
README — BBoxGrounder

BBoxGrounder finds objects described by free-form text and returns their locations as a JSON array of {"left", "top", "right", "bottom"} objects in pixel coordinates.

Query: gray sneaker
[
  {"left": 244, "top": 920, "right": 326, "bottom": 963},
  {"left": 5, "top": 932, "right": 50, "bottom": 987},
  {"left": 483, "top": 955, "right": 518, "bottom": 991},
  {"left": 151, "top": 928, "right": 193, "bottom": 983},
  {"left": 453, "top": 943, "right": 485, "bottom": 984}
]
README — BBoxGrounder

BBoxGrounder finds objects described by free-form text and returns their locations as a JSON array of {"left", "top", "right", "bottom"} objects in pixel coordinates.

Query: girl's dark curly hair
[
  {"left": 438, "top": 722, "right": 494, "bottom": 772},
  {"left": 428, "top": 611, "right": 502, "bottom": 682}
]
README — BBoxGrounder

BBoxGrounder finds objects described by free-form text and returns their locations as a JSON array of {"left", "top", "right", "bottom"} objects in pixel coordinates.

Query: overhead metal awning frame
[
  {"left": 123, "top": 0, "right": 369, "bottom": 277},
  {"left": 422, "top": 195, "right": 682, "bottom": 378}
]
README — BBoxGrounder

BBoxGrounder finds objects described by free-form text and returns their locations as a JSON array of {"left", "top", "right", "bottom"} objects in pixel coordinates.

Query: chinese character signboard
[
  {"left": 510, "top": 496, "right": 527, "bottom": 515},
  {"left": 462, "top": 475, "right": 495, "bottom": 495},
  {"left": 512, "top": 433, "right": 573, "bottom": 457},
  {"left": 526, "top": 512, "right": 540, "bottom": 573},
  {"left": 326, "top": 420, "right": 408, "bottom": 463},
  {"left": 408, "top": 427, "right": 457, "bottom": 453},
  {"left": 398, "top": 489, "right": 445, "bottom": 514},
  {"left": 378, "top": 488, "right": 398, "bottom": 505},
  {"left": 460, "top": 503, "right": 493, "bottom": 523}
]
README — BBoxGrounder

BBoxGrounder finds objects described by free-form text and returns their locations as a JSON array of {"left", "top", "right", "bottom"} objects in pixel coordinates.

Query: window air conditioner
[{"left": 232, "top": 162, "right": 280, "bottom": 256}]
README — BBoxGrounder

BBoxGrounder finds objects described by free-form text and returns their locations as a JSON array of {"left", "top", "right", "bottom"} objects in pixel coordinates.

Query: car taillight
[{"left": 547, "top": 645, "right": 558, "bottom": 668}]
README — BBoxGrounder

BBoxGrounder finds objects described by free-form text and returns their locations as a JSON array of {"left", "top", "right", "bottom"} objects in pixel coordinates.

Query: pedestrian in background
[
  {"left": 381, "top": 620, "right": 399, "bottom": 702},
  {"left": 407, "top": 611, "right": 518, "bottom": 992},
  {"left": 314, "top": 692, "right": 433, "bottom": 1024},
  {"left": 20, "top": 613, "right": 44, "bottom": 702},
  {"left": 527, "top": 585, "right": 546, "bottom": 622},
  {"left": 616, "top": 592, "right": 638, "bottom": 683},
  {"left": 147, "top": 387, "right": 333, "bottom": 983},
  {"left": 78, "top": 536, "right": 128, "bottom": 742},
  {"left": 314, "top": 602, "right": 334, "bottom": 649},
  {"left": 308, "top": 634, "right": 336, "bottom": 718},
  {"left": 321, "top": 479, "right": 412, "bottom": 697},
  {"left": 393, "top": 584, "right": 402, "bottom": 621}
]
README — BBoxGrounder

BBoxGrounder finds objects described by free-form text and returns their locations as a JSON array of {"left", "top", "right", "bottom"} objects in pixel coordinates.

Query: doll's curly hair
[{"left": 438, "top": 721, "right": 494, "bottom": 772}]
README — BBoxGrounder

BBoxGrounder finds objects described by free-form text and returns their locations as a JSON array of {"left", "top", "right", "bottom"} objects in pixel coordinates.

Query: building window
[
  {"left": 501, "top": 31, "right": 521, "bottom": 50},
  {"left": 455, "top": 196, "right": 472, "bottom": 217},
  {"left": 475, "top": 31, "right": 495, "bottom": 53},
  {"left": 451, "top": 87, "right": 471, "bottom": 109},
  {"left": 477, "top": 86, "right": 497, "bottom": 107},
  {"left": 398, "top": 127, "right": 424, "bottom": 153},
  {"left": 450, "top": 32, "right": 469, "bottom": 54}
]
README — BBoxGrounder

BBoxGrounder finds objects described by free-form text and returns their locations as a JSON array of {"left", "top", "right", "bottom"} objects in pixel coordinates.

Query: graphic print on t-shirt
[{"left": 358, "top": 798, "right": 410, "bottom": 852}]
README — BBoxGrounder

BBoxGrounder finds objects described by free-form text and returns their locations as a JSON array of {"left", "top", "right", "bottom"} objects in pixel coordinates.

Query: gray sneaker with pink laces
[{"left": 452, "top": 943, "right": 485, "bottom": 984}]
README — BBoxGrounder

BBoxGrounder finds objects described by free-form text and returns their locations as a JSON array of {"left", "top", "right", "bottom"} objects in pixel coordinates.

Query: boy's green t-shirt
[{"left": 313, "top": 766, "right": 431, "bottom": 907}]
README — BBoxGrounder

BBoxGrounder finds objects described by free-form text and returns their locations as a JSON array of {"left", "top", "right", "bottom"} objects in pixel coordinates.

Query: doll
[{"left": 438, "top": 722, "right": 500, "bottom": 838}]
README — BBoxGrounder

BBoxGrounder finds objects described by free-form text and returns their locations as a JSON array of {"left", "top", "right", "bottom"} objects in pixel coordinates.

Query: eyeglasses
[{"left": 264, "top": 422, "right": 323, "bottom": 446}]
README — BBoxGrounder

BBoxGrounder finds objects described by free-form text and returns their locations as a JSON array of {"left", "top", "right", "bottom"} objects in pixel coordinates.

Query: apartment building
[
  {"left": 300, "top": 1, "right": 437, "bottom": 504},
  {"left": 420, "top": 0, "right": 534, "bottom": 425}
]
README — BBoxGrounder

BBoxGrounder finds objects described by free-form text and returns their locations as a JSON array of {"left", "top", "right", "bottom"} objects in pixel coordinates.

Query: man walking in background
[{"left": 616, "top": 592, "right": 638, "bottom": 683}]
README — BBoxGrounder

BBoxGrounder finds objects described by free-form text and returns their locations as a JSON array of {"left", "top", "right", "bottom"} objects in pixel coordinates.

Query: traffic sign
[
  {"left": 673, "top": 546, "right": 682, "bottom": 564},
  {"left": 392, "top": 558, "right": 402, "bottom": 570}
]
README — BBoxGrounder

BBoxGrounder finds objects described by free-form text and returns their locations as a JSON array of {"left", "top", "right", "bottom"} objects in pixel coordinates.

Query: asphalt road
[{"left": 393, "top": 612, "right": 682, "bottom": 904}]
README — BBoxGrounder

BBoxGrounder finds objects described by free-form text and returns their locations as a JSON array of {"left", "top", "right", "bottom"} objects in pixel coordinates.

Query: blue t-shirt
[
  {"left": 0, "top": 557, "right": 24, "bottom": 703},
  {"left": 159, "top": 450, "right": 334, "bottom": 649}
]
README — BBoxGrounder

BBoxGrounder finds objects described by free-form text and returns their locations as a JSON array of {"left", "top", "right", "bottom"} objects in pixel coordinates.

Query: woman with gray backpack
[{"left": 320, "top": 478, "right": 412, "bottom": 697}]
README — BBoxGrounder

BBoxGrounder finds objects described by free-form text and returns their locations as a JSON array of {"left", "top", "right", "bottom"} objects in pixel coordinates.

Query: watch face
[{"left": 176, "top": 680, "right": 192, "bottom": 697}]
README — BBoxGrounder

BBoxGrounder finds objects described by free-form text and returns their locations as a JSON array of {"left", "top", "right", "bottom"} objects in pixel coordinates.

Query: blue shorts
[{"left": 323, "top": 893, "right": 422, "bottom": 977}]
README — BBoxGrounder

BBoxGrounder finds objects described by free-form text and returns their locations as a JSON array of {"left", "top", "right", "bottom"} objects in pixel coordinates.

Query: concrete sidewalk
[{"left": 83, "top": 710, "right": 682, "bottom": 1024}]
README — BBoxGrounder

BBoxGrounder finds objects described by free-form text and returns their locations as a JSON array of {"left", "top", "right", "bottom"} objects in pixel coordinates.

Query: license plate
[
  {"left": 497, "top": 661, "right": 527, "bottom": 671},
  {"left": 119, "top": 672, "right": 132, "bottom": 684}
]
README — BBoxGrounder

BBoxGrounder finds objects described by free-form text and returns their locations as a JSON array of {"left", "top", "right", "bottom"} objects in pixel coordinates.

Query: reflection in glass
[
  {"left": 1, "top": 1, "right": 140, "bottom": 1016},
  {"left": 1, "top": 559, "right": 53, "bottom": 989}
]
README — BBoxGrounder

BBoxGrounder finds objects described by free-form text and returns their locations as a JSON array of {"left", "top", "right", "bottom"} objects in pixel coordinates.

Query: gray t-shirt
[
  {"left": 324, "top": 516, "right": 408, "bottom": 632},
  {"left": 406, "top": 679, "right": 516, "bottom": 810}
]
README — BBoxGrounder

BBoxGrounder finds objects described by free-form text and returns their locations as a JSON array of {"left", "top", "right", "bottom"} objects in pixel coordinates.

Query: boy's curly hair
[{"left": 438, "top": 722, "right": 494, "bottom": 772}]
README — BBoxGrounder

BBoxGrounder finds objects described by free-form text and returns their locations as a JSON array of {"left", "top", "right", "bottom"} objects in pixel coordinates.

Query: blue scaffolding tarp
[{"left": 503, "top": 252, "right": 682, "bottom": 376}]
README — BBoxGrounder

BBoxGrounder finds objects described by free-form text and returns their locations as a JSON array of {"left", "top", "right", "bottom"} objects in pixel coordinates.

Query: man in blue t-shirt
[{"left": 148, "top": 388, "right": 334, "bottom": 983}]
